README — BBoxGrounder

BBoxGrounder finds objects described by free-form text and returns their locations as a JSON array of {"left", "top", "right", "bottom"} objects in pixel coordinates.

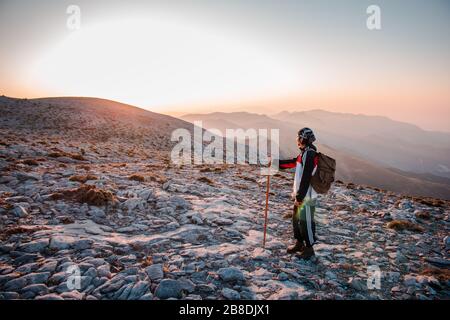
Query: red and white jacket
[{"left": 279, "top": 145, "right": 318, "bottom": 202}]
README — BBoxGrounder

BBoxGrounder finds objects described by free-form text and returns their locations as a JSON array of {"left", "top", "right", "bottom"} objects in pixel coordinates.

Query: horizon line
[{"left": 2, "top": 93, "right": 449, "bottom": 134}]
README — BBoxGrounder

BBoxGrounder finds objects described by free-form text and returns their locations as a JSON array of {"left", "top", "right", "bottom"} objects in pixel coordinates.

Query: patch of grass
[
  {"left": 129, "top": 174, "right": 145, "bottom": 182},
  {"left": 387, "top": 220, "right": 424, "bottom": 233},
  {"left": 69, "top": 174, "right": 98, "bottom": 183}
]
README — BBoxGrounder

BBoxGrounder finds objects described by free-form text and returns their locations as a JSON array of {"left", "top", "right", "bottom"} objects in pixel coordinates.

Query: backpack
[{"left": 311, "top": 152, "right": 336, "bottom": 194}]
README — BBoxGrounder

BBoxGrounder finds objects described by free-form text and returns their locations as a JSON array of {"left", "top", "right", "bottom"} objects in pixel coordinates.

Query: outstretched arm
[{"left": 279, "top": 157, "right": 297, "bottom": 169}]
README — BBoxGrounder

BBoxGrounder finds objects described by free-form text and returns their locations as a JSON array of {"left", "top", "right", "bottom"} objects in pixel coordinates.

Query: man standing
[{"left": 279, "top": 128, "right": 318, "bottom": 259}]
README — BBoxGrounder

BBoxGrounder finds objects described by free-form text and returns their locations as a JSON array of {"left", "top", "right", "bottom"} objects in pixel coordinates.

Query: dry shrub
[
  {"left": 333, "top": 204, "right": 352, "bottom": 212},
  {"left": 340, "top": 263, "right": 356, "bottom": 271},
  {"left": 129, "top": 174, "right": 145, "bottom": 182},
  {"left": 235, "top": 184, "right": 249, "bottom": 190},
  {"left": 421, "top": 268, "right": 450, "bottom": 282},
  {"left": 197, "top": 176, "right": 214, "bottom": 185},
  {"left": 78, "top": 164, "right": 91, "bottom": 171},
  {"left": 411, "top": 196, "right": 446, "bottom": 208},
  {"left": 37, "top": 140, "right": 48, "bottom": 146},
  {"left": 59, "top": 216, "right": 75, "bottom": 224},
  {"left": 0, "top": 225, "right": 50, "bottom": 240},
  {"left": 239, "top": 175, "right": 257, "bottom": 183},
  {"left": 147, "top": 172, "right": 168, "bottom": 184},
  {"left": 387, "top": 220, "right": 424, "bottom": 232},
  {"left": 70, "top": 154, "right": 86, "bottom": 161},
  {"left": 69, "top": 174, "right": 98, "bottom": 183},
  {"left": 48, "top": 152, "right": 63, "bottom": 158},
  {"left": 346, "top": 183, "right": 356, "bottom": 189},
  {"left": 52, "top": 185, "right": 115, "bottom": 206},
  {"left": 199, "top": 166, "right": 223, "bottom": 173},
  {"left": 22, "top": 159, "right": 39, "bottom": 166},
  {"left": 0, "top": 197, "right": 13, "bottom": 210},
  {"left": 48, "top": 151, "right": 86, "bottom": 161},
  {"left": 274, "top": 173, "right": 287, "bottom": 179},
  {"left": 141, "top": 256, "right": 153, "bottom": 268},
  {"left": 112, "top": 163, "right": 127, "bottom": 168},
  {"left": 145, "top": 163, "right": 163, "bottom": 170},
  {"left": 415, "top": 211, "right": 431, "bottom": 220}
]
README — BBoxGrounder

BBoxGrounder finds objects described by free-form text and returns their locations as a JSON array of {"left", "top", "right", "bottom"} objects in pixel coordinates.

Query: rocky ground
[{"left": 0, "top": 97, "right": 449, "bottom": 300}]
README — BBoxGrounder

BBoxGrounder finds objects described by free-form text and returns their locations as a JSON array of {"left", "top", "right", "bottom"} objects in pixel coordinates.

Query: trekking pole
[{"left": 263, "top": 166, "right": 271, "bottom": 248}]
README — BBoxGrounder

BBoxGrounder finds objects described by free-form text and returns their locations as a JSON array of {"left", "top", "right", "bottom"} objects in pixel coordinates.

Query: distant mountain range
[
  {"left": 1, "top": 95, "right": 448, "bottom": 199},
  {"left": 181, "top": 110, "right": 450, "bottom": 199}
]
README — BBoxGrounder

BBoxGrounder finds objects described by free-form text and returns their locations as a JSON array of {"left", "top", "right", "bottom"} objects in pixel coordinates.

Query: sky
[{"left": 0, "top": 0, "right": 449, "bottom": 132}]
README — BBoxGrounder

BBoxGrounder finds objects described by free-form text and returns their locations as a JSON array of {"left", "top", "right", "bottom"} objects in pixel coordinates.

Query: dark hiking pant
[{"left": 293, "top": 201, "right": 316, "bottom": 247}]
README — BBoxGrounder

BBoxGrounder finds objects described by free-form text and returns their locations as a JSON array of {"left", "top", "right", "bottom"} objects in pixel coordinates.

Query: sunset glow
[
  {"left": 1, "top": 0, "right": 449, "bottom": 131},
  {"left": 28, "top": 18, "right": 300, "bottom": 109}
]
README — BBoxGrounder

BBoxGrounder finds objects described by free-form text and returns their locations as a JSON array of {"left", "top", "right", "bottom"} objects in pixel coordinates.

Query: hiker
[{"left": 278, "top": 128, "right": 318, "bottom": 259}]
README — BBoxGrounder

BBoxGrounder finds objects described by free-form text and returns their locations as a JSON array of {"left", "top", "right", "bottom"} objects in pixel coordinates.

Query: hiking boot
[
  {"left": 297, "top": 246, "right": 315, "bottom": 260},
  {"left": 287, "top": 240, "right": 305, "bottom": 254}
]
